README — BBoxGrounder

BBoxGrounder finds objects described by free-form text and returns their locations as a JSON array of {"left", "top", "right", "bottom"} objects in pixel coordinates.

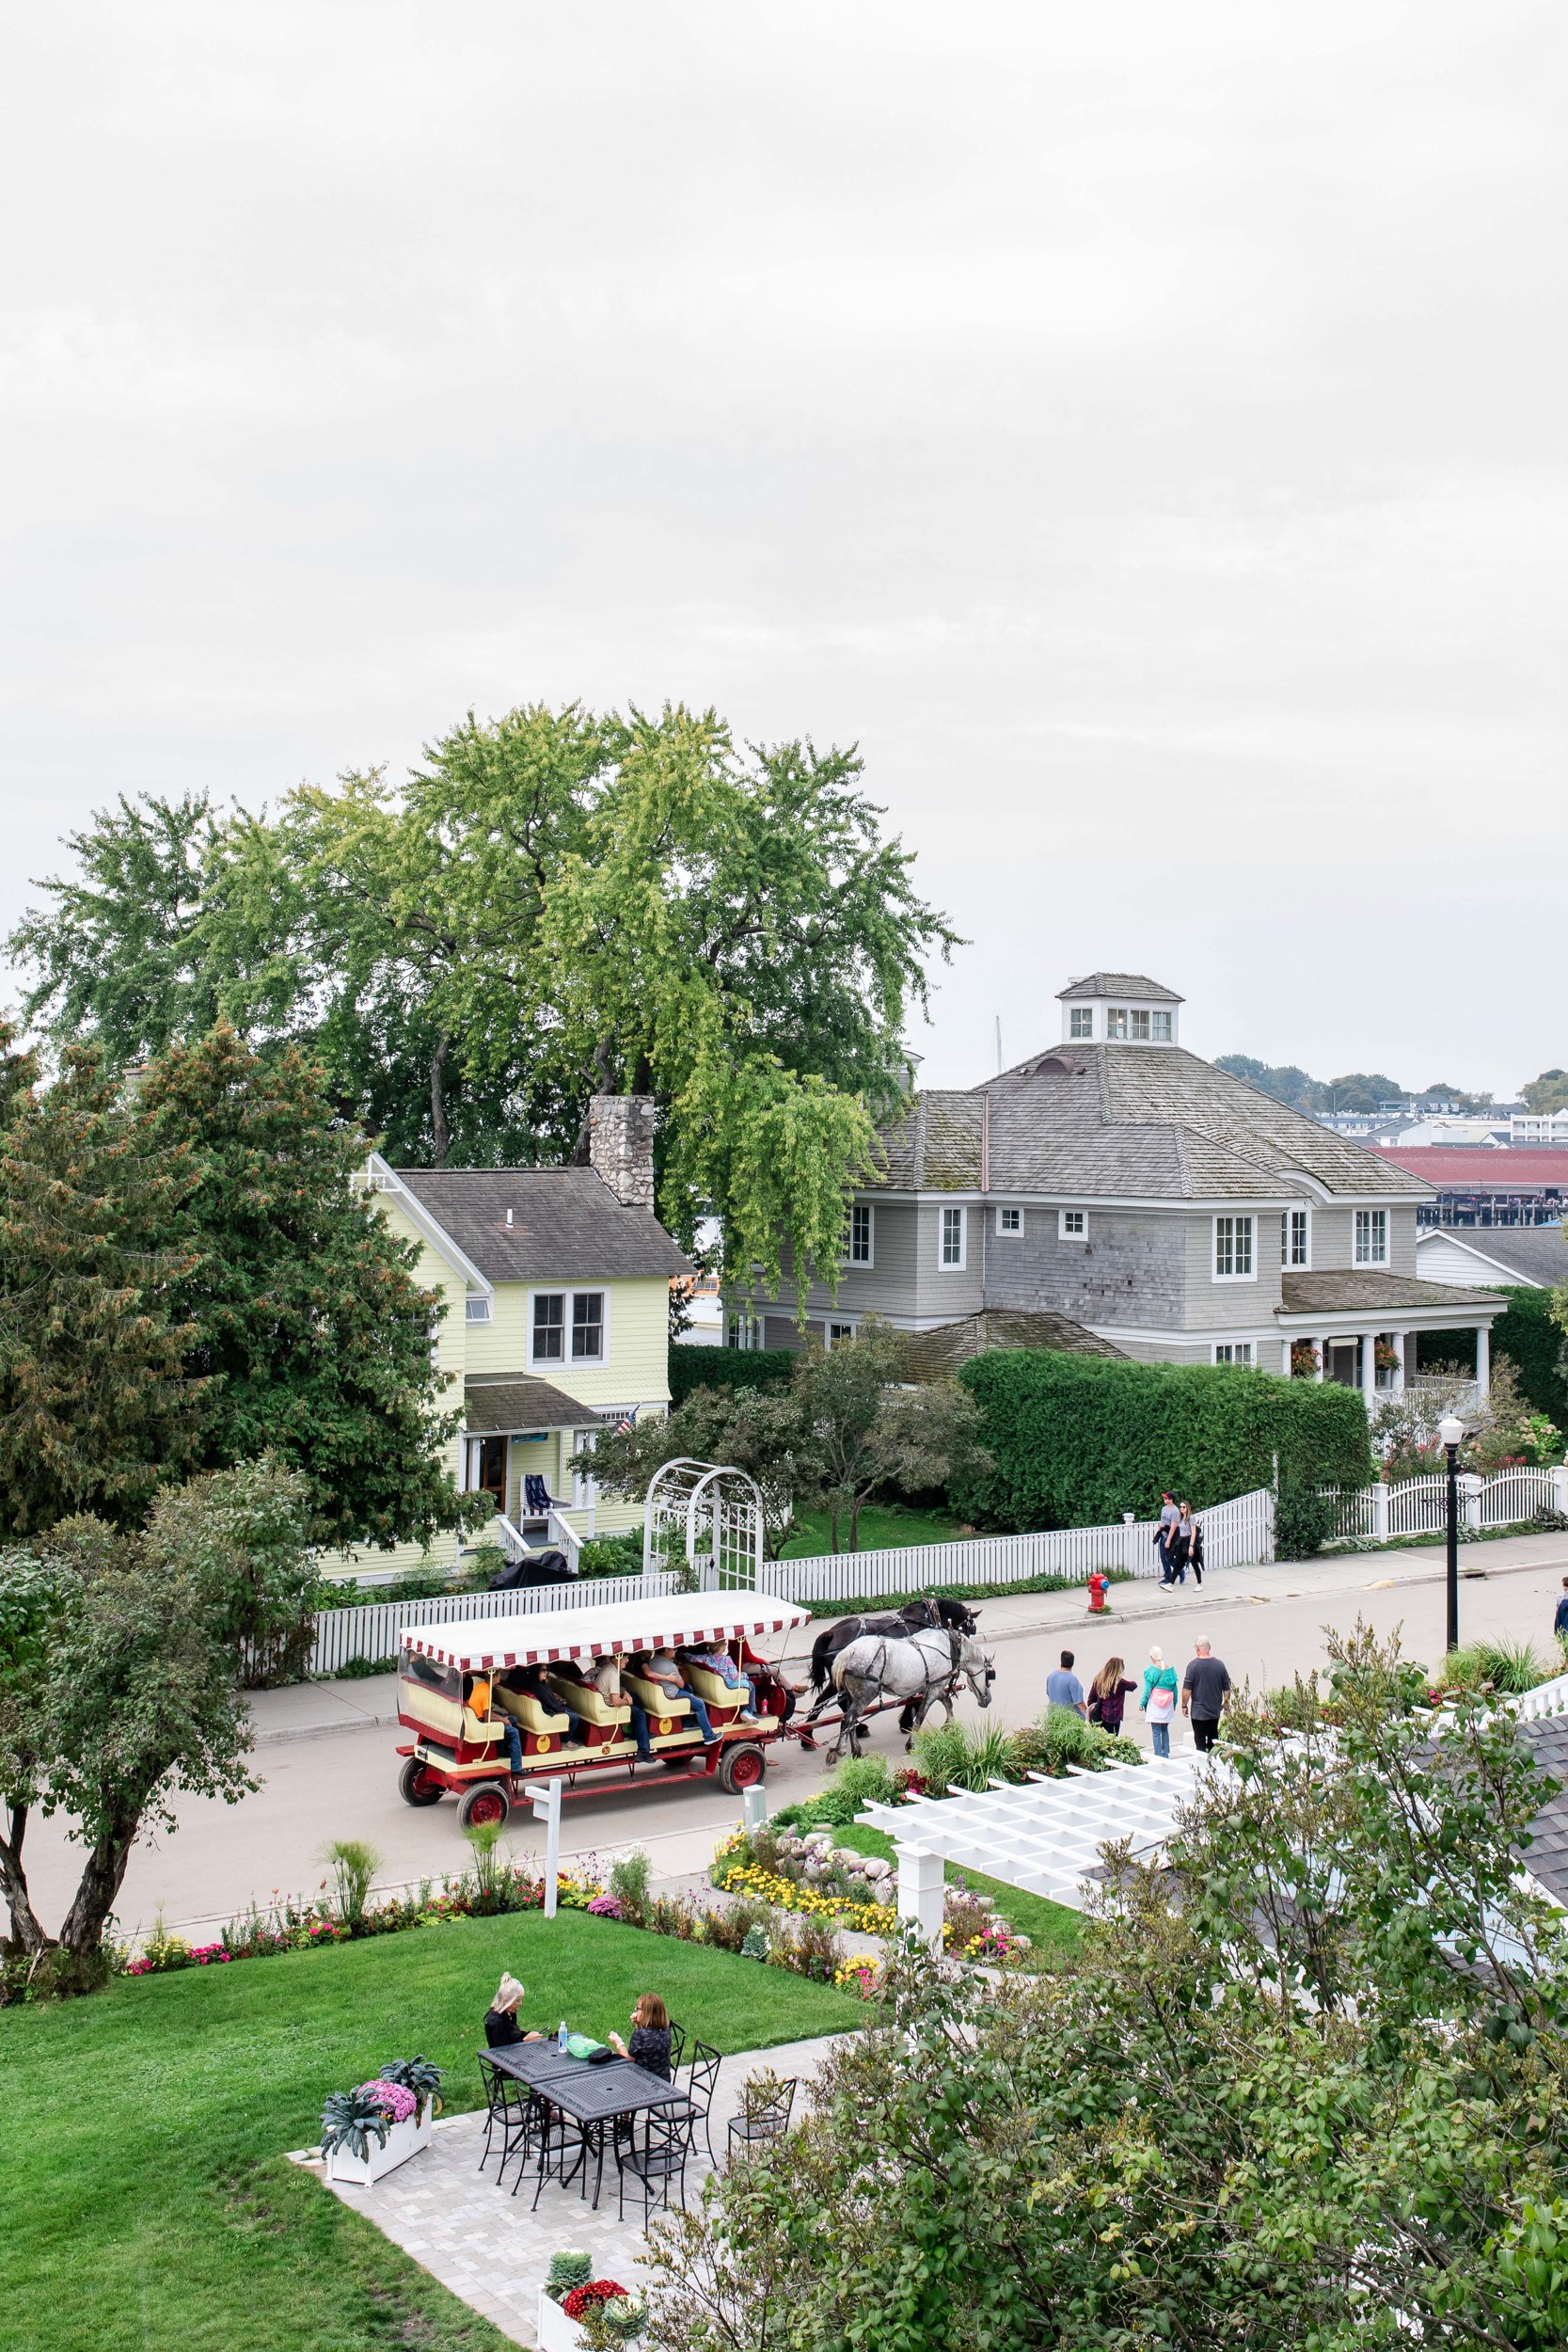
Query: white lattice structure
[
  {"left": 643, "top": 1458, "right": 766, "bottom": 1590},
  {"left": 859, "top": 1756, "right": 1215, "bottom": 1940}
]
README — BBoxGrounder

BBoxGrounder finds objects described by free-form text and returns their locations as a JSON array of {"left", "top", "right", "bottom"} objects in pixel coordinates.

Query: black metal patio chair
[
  {"left": 477, "top": 2055, "right": 536, "bottom": 2180},
  {"left": 726, "top": 2074, "right": 798, "bottom": 2168},
  {"left": 614, "top": 2104, "right": 695, "bottom": 2223}
]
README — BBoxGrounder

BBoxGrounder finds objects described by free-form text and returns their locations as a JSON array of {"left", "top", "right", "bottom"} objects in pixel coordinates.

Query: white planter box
[
  {"left": 536, "top": 2290, "right": 587, "bottom": 2351},
  {"left": 325, "top": 2097, "right": 434, "bottom": 2186}
]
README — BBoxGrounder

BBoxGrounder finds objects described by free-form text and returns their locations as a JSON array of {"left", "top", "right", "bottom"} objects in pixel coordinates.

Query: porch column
[
  {"left": 895, "top": 1842, "right": 945, "bottom": 1949},
  {"left": 1391, "top": 1331, "right": 1407, "bottom": 1394},
  {"left": 1475, "top": 1323, "right": 1490, "bottom": 1397},
  {"left": 1281, "top": 1336, "right": 1293, "bottom": 1377},
  {"left": 1314, "top": 1335, "right": 1327, "bottom": 1383},
  {"left": 1361, "top": 1332, "right": 1379, "bottom": 1411}
]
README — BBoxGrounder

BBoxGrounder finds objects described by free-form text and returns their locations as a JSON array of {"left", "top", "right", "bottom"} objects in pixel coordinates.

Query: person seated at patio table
[
  {"left": 607, "top": 1992, "right": 672, "bottom": 2078},
  {"left": 483, "top": 1973, "right": 543, "bottom": 2048},
  {"left": 678, "top": 1642, "right": 763, "bottom": 1726},
  {"left": 467, "top": 1672, "right": 525, "bottom": 1777},
  {"left": 641, "top": 1647, "right": 720, "bottom": 1745}
]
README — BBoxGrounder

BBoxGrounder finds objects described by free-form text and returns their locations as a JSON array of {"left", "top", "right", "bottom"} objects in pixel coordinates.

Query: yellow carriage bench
[{"left": 394, "top": 1594, "right": 811, "bottom": 1832}]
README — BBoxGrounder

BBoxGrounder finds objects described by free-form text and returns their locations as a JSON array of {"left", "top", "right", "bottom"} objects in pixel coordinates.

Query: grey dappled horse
[
  {"left": 827, "top": 1627, "right": 995, "bottom": 1763},
  {"left": 802, "top": 1597, "right": 981, "bottom": 1735}
]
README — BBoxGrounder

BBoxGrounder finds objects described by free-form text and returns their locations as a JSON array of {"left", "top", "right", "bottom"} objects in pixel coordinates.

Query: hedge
[
  {"left": 951, "top": 1350, "right": 1374, "bottom": 1532},
  {"left": 668, "top": 1342, "right": 795, "bottom": 1407},
  {"left": 1490, "top": 1286, "right": 1568, "bottom": 1428}
]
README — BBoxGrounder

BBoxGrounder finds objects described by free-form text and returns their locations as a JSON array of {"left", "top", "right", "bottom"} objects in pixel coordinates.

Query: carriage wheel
[
  {"left": 456, "top": 1782, "right": 512, "bottom": 1831},
  {"left": 719, "top": 1741, "right": 766, "bottom": 1794},
  {"left": 399, "top": 1757, "right": 446, "bottom": 1808}
]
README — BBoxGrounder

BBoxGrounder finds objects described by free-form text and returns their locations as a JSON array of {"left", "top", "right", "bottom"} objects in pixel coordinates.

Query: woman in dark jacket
[
  {"left": 1087, "top": 1657, "right": 1136, "bottom": 1734},
  {"left": 608, "top": 1992, "right": 673, "bottom": 2078},
  {"left": 1168, "top": 1503, "right": 1204, "bottom": 1586},
  {"left": 483, "top": 1971, "right": 542, "bottom": 2048}
]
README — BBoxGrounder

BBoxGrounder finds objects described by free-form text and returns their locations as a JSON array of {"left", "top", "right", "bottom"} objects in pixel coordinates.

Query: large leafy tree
[
  {"left": 648, "top": 1629, "right": 1568, "bottom": 2349},
  {"left": 7, "top": 703, "right": 957, "bottom": 1304},
  {"left": 138, "top": 1025, "right": 480, "bottom": 1553}
]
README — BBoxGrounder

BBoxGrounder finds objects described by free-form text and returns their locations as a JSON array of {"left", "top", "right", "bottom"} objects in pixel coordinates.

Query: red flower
[{"left": 562, "top": 2280, "right": 627, "bottom": 2319}]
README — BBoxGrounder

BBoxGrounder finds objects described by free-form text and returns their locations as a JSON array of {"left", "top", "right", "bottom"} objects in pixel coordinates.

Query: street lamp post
[{"left": 1439, "top": 1412, "right": 1465, "bottom": 1656}]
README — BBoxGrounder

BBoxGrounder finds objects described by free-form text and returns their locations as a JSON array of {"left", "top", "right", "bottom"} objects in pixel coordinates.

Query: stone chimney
[{"left": 588, "top": 1093, "right": 656, "bottom": 1211}]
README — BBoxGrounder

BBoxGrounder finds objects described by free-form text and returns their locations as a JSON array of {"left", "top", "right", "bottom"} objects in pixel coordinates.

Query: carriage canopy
[{"left": 400, "top": 1594, "right": 811, "bottom": 1675}]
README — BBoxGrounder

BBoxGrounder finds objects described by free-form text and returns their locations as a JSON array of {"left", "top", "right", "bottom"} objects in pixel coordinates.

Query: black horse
[{"left": 802, "top": 1596, "right": 980, "bottom": 1735}]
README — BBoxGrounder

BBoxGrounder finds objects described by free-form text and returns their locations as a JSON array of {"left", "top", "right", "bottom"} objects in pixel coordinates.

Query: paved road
[{"left": 23, "top": 1534, "right": 1568, "bottom": 1943}]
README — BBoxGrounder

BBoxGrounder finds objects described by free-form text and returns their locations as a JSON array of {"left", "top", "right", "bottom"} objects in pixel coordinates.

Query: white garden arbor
[
  {"left": 857, "top": 1754, "right": 1216, "bottom": 1945},
  {"left": 643, "top": 1458, "right": 766, "bottom": 1591}
]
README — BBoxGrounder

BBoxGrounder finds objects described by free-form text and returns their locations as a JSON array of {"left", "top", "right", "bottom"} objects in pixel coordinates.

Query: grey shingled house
[{"left": 728, "top": 973, "right": 1505, "bottom": 1393}]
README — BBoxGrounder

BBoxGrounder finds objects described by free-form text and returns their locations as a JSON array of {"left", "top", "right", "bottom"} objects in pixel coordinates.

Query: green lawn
[
  {"left": 831, "top": 1823, "right": 1085, "bottom": 1965},
  {"left": 781, "top": 1502, "right": 966, "bottom": 1558},
  {"left": 0, "top": 1911, "right": 862, "bottom": 2352}
]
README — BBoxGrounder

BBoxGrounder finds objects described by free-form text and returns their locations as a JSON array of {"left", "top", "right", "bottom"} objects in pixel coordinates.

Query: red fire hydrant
[{"left": 1086, "top": 1571, "right": 1109, "bottom": 1614}]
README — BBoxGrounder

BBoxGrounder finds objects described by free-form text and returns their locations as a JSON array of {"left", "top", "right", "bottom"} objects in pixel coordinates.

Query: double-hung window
[
  {"left": 531, "top": 1289, "right": 607, "bottom": 1365},
  {"left": 1105, "top": 1007, "right": 1129, "bottom": 1039},
  {"left": 1128, "top": 1009, "right": 1151, "bottom": 1040},
  {"left": 1069, "top": 1006, "right": 1093, "bottom": 1039},
  {"left": 1151, "top": 1009, "right": 1172, "bottom": 1041},
  {"left": 940, "top": 1206, "right": 966, "bottom": 1268},
  {"left": 1354, "top": 1209, "right": 1388, "bottom": 1265},
  {"left": 1213, "top": 1342, "right": 1255, "bottom": 1365},
  {"left": 846, "top": 1203, "right": 874, "bottom": 1265},
  {"left": 1280, "top": 1209, "right": 1309, "bottom": 1268},
  {"left": 1213, "top": 1215, "right": 1255, "bottom": 1279}
]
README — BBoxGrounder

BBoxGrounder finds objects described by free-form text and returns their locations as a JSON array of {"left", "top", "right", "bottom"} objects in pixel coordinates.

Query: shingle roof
[
  {"left": 1417, "top": 1227, "right": 1568, "bottom": 1286},
  {"left": 902, "top": 1310, "right": 1127, "bottom": 1378},
  {"left": 463, "top": 1375, "right": 596, "bottom": 1433},
  {"left": 1056, "top": 973, "right": 1183, "bottom": 1003},
  {"left": 1379, "top": 1147, "right": 1568, "bottom": 1188},
  {"left": 1278, "top": 1271, "right": 1506, "bottom": 1314},
  {"left": 1519, "top": 1716, "right": 1568, "bottom": 1907},
  {"left": 395, "top": 1167, "right": 693, "bottom": 1284},
  {"left": 870, "top": 1045, "right": 1433, "bottom": 1202}
]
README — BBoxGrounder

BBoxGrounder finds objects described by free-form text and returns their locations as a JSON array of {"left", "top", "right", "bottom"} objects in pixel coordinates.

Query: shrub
[
  {"left": 1490, "top": 1284, "right": 1568, "bottom": 1429},
  {"left": 668, "top": 1343, "right": 794, "bottom": 1407},
  {"left": 1275, "top": 1486, "right": 1344, "bottom": 1560},
  {"left": 953, "top": 1351, "right": 1372, "bottom": 1532},
  {"left": 608, "top": 1849, "right": 653, "bottom": 1920},
  {"left": 578, "top": 1530, "right": 645, "bottom": 1577},
  {"left": 1477, "top": 1639, "right": 1552, "bottom": 1696},
  {"left": 321, "top": 1837, "right": 381, "bottom": 1927}
]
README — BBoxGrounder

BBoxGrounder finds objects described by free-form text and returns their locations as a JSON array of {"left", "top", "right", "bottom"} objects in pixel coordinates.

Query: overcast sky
[{"left": 4, "top": 4, "right": 1564, "bottom": 1097}]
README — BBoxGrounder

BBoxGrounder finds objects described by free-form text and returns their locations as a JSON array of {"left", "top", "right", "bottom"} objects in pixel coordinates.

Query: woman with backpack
[
  {"left": 1087, "top": 1656, "right": 1136, "bottom": 1736},
  {"left": 1140, "top": 1644, "right": 1180, "bottom": 1757},
  {"left": 1167, "top": 1502, "right": 1204, "bottom": 1587}
]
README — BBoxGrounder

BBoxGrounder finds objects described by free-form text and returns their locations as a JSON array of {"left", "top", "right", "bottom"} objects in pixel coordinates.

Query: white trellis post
[
  {"left": 643, "top": 1458, "right": 764, "bottom": 1590},
  {"left": 526, "top": 1778, "right": 562, "bottom": 1918},
  {"left": 895, "top": 1841, "right": 945, "bottom": 1947}
]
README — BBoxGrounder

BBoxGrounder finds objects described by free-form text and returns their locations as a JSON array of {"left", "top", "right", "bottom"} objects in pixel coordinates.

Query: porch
[
  {"left": 460, "top": 1374, "right": 655, "bottom": 1568},
  {"left": 1275, "top": 1270, "right": 1506, "bottom": 1409}
]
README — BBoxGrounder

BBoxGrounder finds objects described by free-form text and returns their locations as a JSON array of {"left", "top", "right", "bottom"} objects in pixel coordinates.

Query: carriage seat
[
  {"left": 495, "top": 1687, "right": 571, "bottom": 1736},
  {"left": 621, "top": 1671, "right": 690, "bottom": 1716},
  {"left": 682, "top": 1664, "right": 743, "bottom": 1711},
  {"left": 544, "top": 1674, "right": 631, "bottom": 1728},
  {"left": 461, "top": 1707, "right": 507, "bottom": 1747}
]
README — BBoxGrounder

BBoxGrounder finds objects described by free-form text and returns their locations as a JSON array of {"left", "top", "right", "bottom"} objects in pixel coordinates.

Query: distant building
[
  {"left": 1376, "top": 1147, "right": 1568, "bottom": 1230},
  {"left": 1513, "top": 1110, "right": 1568, "bottom": 1144},
  {"left": 1416, "top": 1225, "right": 1568, "bottom": 1290}
]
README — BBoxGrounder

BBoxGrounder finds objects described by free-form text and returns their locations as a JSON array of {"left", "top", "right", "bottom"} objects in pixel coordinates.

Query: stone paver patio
[{"left": 293, "top": 2033, "right": 844, "bottom": 2345}]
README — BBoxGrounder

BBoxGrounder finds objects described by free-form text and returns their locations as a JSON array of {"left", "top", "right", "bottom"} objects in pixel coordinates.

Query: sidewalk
[{"left": 247, "top": 1528, "right": 1568, "bottom": 1745}]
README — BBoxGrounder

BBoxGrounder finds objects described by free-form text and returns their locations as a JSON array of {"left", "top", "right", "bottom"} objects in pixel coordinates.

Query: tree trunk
[
  {"left": 428, "top": 1036, "right": 452, "bottom": 1168},
  {"left": 0, "top": 1804, "right": 52, "bottom": 1956},
  {"left": 848, "top": 1496, "right": 863, "bottom": 1553},
  {"left": 56, "top": 1809, "right": 143, "bottom": 1957}
]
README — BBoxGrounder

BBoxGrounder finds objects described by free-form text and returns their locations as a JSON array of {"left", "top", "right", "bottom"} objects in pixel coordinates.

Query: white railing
[
  {"left": 304, "top": 1570, "right": 682, "bottom": 1677},
  {"left": 1322, "top": 1465, "right": 1568, "bottom": 1548},
  {"left": 1513, "top": 1671, "right": 1568, "bottom": 1723},
  {"left": 762, "top": 1486, "right": 1275, "bottom": 1607}
]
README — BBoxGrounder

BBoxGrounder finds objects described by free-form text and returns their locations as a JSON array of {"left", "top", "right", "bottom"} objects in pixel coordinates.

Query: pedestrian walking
[
  {"left": 1554, "top": 1576, "right": 1568, "bottom": 1643},
  {"left": 1154, "top": 1491, "right": 1180, "bottom": 1584},
  {"left": 1046, "top": 1648, "right": 1087, "bottom": 1719},
  {"left": 1139, "top": 1644, "right": 1179, "bottom": 1756},
  {"left": 1087, "top": 1656, "right": 1136, "bottom": 1735},
  {"left": 1167, "top": 1502, "right": 1203, "bottom": 1587},
  {"left": 1182, "top": 1639, "right": 1231, "bottom": 1753}
]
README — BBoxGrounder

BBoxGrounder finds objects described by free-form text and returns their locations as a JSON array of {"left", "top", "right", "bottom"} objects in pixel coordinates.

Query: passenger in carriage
[
  {"left": 467, "top": 1672, "right": 525, "bottom": 1777},
  {"left": 739, "top": 1638, "right": 799, "bottom": 1726},
  {"left": 641, "top": 1648, "right": 721, "bottom": 1746},
  {"left": 678, "top": 1641, "right": 763, "bottom": 1727}
]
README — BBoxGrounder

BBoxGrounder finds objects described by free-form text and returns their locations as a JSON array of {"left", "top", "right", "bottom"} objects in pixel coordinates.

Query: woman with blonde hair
[
  {"left": 483, "top": 1972, "right": 542, "bottom": 2049},
  {"left": 1139, "top": 1645, "right": 1179, "bottom": 1758},
  {"left": 608, "top": 1991, "right": 673, "bottom": 2079}
]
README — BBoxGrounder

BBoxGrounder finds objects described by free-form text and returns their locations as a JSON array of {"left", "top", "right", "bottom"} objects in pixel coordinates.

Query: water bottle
[{"left": 558, "top": 2018, "right": 568, "bottom": 2053}]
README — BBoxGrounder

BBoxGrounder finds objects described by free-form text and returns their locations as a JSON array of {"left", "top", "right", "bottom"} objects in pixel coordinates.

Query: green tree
[
  {"left": 1524, "top": 1068, "right": 1568, "bottom": 1116},
  {"left": 647, "top": 1628, "right": 1568, "bottom": 2350},
  {"left": 8, "top": 705, "right": 958, "bottom": 1307},
  {"left": 584, "top": 1382, "right": 814, "bottom": 1559},
  {"left": 0, "top": 1550, "right": 74, "bottom": 1957},
  {"left": 138, "top": 1025, "right": 481, "bottom": 1553},
  {"left": 0, "top": 1048, "right": 209, "bottom": 1536}
]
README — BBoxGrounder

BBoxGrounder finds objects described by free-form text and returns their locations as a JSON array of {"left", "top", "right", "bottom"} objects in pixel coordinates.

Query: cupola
[{"left": 1056, "top": 973, "right": 1182, "bottom": 1046}]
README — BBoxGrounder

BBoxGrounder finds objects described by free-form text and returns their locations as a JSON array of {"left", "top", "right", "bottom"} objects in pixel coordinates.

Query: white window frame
[
  {"left": 1069, "top": 1005, "right": 1093, "bottom": 1040},
  {"left": 1151, "top": 1009, "right": 1172, "bottom": 1041},
  {"left": 1213, "top": 1342, "right": 1255, "bottom": 1365},
  {"left": 530, "top": 1286, "right": 610, "bottom": 1367},
  {"left": 1105, "top": 1007, "right": 1129, "bottom": 1040},
  {"left": 939, "top": 1205, "right": 967, "bottom": 1270},
  {"left": 1354, "top": 1208, "right": 1389, "bottom": 1266},
  {"left": 726, "top": 1311, "right": 760, "bottom": 1351},
  {"left": 995, "top": 1205, "right": 1023, "bottom": 1235},
  {"left": 1058, "top": 1208, "right": 1087, "bottom": 1240},
  {"left": 845, "top": 1201, "right": 874, "bottom": 1267},
  {"left": 1212, "top": 1214, "right": 1256, "bottom": 1281},
  {"left": 826, "top": 1319, "right": 857, "bottom": 1348},
  {"left": 1129, "top": 1008, "right": 1151, "bottom": 1040},
  {"left": 1280, "top": 1207, "right": 1310, "bottom": 1269},
  {"left": 465, "top": 1294, "right": 494, "bottom": 1324}
]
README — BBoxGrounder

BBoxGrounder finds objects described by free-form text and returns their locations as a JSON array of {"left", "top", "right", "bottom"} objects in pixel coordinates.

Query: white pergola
[{"left": 858, "top": 1756, "right": 1216, "bottom": 1944}]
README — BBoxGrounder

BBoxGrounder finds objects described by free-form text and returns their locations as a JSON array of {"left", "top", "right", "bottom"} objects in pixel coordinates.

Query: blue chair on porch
[{"left": 523, "top": 1474, "right": 564, "bottom": 1517}]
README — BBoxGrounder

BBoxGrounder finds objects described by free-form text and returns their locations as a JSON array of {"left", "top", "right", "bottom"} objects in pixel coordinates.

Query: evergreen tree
[
  {"left": 138, "top": 1025, "right": 477, "bottom": 1551},
  {"left": 0, "top": 1048, "right": 207, "bottom": 1535}
]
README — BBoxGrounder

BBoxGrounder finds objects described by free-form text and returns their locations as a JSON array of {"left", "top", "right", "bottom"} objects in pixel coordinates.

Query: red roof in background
[{"left": 1376, "top": 1147, "right": 1568, "bottom": 1188}]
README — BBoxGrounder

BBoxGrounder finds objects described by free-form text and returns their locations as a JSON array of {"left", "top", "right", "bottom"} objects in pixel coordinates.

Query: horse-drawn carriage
[{"left": 393, "top": 1590, "right": 996, "bottom": 1833}]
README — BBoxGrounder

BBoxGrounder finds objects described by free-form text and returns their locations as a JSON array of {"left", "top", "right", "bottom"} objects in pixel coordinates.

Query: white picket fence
[
  {"left": 1324, "top": 1465, "right": 1568, "bottom": 1546},
  {"left": 305, "top": 1570, "right": 682, "bottom": 1677}
]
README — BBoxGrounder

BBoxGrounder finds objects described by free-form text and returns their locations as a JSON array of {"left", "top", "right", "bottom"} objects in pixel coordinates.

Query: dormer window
[
  {"left": 1151, "top": 1010, "right": 1172, "bottom": 1041},
  {"left": 1106, "top": 1008, "right": 1129, "bottom": 1040},
  {"left": 1069, "top": 1006, "right": 1093, "bottom": 1040}
]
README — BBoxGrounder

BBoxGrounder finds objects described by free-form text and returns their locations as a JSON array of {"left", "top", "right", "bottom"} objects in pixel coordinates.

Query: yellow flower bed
[{"left": 713, "top": 1860, "right": 897, "bottom": 1939}]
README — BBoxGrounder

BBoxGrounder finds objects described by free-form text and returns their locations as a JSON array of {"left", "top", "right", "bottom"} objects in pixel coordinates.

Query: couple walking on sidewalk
[
  {"left": 1139, "top": 1639, "right": 1230, "bottom": 1756},
  {"left": 1154, "top": 1492, "right": 1204, "bottom": 1587}
]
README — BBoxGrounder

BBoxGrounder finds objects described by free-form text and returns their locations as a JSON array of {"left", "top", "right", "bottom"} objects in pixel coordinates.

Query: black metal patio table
[{"left": 485, "top": 2041, "right": 688, "bottom": 2208}]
